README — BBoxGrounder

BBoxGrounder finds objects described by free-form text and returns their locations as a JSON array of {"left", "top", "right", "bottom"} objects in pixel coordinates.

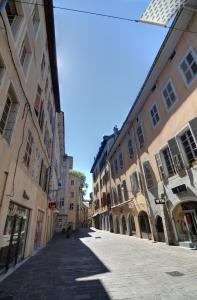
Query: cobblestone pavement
[{"left": 0, "top": 229, "right": 197, "bottom": 300}]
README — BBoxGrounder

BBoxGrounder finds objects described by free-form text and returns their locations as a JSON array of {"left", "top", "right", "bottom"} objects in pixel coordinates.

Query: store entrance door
[
  {"left": 184, "top": 210, "right": 197, "bottom": 247},
  {"left": 0, "top": 202, "right": 30, "bottom": 271}
]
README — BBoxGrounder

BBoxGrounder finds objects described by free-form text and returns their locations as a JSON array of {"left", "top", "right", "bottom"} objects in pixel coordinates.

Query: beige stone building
[
  {"left": 67, "top": 174, "right": 82, "bottom": 231},
  {"left": 91, "top": 3, "right": 197, "bottom": 248},
  {"left": 0, "top": 0, "right": 61, "bottom": 272},
  {"left": 80, "top": 201, "right": 89, "bottom": 228},
  {"left": 56, "top": 153, "right": 73, "bottom": 232}
]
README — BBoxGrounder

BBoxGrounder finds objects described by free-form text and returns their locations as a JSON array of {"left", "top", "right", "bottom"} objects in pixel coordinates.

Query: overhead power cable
[{"left": 10, "top": 0, "right": 197, "bottom": 35}]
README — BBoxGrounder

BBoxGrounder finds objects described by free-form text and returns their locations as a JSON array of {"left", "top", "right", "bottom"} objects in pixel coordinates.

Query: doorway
[
  {"left": 183, "top": 210, "right": 197, "bottom": 246},
  {"left": 0, "top": 202, "right": 30, "bottom": 271},
  {"left": 155, "top": 216, "right": 165, "bottom": 242},
  {"left": 138, "top": 211, "right": 151, "bottom": 239}
]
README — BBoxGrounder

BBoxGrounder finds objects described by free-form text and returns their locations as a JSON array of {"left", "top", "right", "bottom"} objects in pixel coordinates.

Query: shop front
[
  {"left": 173, "top": 201, "right": 197, "bottom": 248},
  {"left": 0, "top": 202, "right": 30, "bottom": 272}
]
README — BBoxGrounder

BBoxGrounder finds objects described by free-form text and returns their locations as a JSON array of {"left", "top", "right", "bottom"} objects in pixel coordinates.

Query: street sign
[{"left": 140, "top": 0, "right": 188, "bottom": 26}]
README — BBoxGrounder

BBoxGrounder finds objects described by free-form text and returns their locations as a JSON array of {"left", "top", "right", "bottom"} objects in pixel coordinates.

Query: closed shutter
[
  {"left": 155, "top": 153, "right": 165, "bottom": 181},
  {"left": 130, "top": 172, "right": 140, "bottom": 195},
  {"left": 189, "top": 117, "right": 197, "bottom": 143},
  {"left": 168, "top": 137, "right": 185, "bottom": 172}
]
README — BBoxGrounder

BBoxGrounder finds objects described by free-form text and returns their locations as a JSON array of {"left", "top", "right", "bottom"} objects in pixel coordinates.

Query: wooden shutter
[
  {"left": 168, "top": 137, "right": 185, "bottom": 172},
  {"left": 189, "top": 117, "right": 197, "bottom": 144}
]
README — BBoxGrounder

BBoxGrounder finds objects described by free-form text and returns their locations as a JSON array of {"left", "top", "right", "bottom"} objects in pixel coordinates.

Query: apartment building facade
[
  {"left": 56, "top": 154, "right": 73, "bottom": 232},
  {"left": 0, "top": 0, "right": 61, "bottom": 272},
  {"left": 91, "top": 130, "right": 117, "bottom": 231},
  {"left": 67, "top": 174, "right": 82, "bottom": 231},
  {"left": 91, "top": 4, "right": 197, "bottom": 249}
]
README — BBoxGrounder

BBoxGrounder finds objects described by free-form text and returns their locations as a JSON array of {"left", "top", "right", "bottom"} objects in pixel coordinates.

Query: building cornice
[{"left": 44, "top": 0, "right": 61, "bottom": 113}]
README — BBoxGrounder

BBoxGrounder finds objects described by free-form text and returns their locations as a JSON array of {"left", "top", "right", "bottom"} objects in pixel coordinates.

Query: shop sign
[{"left": 48, "top": 201, "right": 57, "bottom": 210}]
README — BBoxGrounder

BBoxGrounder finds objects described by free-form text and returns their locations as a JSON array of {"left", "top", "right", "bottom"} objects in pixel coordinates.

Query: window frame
[
  {"left": 160, "top": 145, "right": 176, "bottom": 178},
  {"left": 162, "top": 79, "right": 178, "bottom": 112},
  {"left": 179, "top": 47, "right": 197, "bottom": 88},
  {"left": 176, "top": 125, "right": 197, "bottom": 167},
  {"left": 136, "top": 122, "right": 145, "bottom": 148},
  {"left": 149, "top": 103, "right": 160, "bottom": 128}
]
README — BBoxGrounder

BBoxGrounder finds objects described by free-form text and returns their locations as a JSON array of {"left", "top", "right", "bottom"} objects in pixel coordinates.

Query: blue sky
[{"left": 54, "top": 0, "right": 168, "bottom": 198}]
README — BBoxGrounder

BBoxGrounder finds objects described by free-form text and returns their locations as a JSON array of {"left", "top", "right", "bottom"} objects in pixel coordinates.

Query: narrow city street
[{"left": 0, "top": 229, "right": 197, "bottom": 300}]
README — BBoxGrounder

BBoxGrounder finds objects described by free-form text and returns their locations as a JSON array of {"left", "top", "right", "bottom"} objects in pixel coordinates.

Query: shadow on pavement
[{"left": 0, "top": 228, "right": 111, "bottom": 300}]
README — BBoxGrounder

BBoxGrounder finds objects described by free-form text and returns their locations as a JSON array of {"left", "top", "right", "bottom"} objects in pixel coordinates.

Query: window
[
  {"left": 39, "top": 160, "right": 48, "bottom": 191},
  {"left": 130, "top": 172, "right": 140, "bottom": 195},
  {"left": 69, "top": 203, "right": 74, "bottom": 210},
  {"left": 119, "top": 153, "right": 123, "bottom": 169},
  {"left": 122, "top": 180, "right": 128, "bottom": 201},
  {"left": 112, "top": 188, "right": 118, "bottom": 206},
  {"left": 0, "top": 54, "right": 5, "bottom": 83},
  {"left": 0, "top": 87, "right": 19, "bottom": 143},
  {"left": 180, "top": 129, "right": 197, "bottom": 165},
  {"left": 155, "top": 153, "right": 165, "bottom": 181},
  {"left": 162, "top": 81, "right": 177, "bottom": 110},
  {"left": 143, "top": 161, "right": 154, "bottom": 189},
  {"left": 128, "top": 138, "right": 134, "bottom": 158},
  {"left": 23, "top": 130, "right": 33, "bottom": 167},
  {"left": 117, "top": 184, "right": 123, "bottom": 203},
  {"left": 32, "top": 5, "right": 40, "bottom": 33},
  {"left": 44, "top": 125, "right": 51, "bottom": 157},
  {"left": 114, "top": 159, "right": 118, "bottom": 174},
  {"left": 162, "top": 147, "right": 176, "bottom": 177},
  {"left": 136, "top": 123, "right": 144, "bottom": 148},
  {"left": 5, "top": 1, "right": 18, "bottom": 26},
  {"left": 5, "top": 0, "right": 23, "bottom": 36},
  {"left": 59, "top": 198, "right": 64, "bottom": 209},
  {"left": 19, "top": 36, "right": 32, "bottom": 74},
  {"left": 38, "top": 101, "right": 45, "bottom": 132},
  {"left": 70, "top": 192, "right": 74, "bottom": 198},
  {"left": 180, "top": 49, "right": 197, "bottom": 85},
  {"left": 150, "top": 104, "right": 160, "bottom": 127},
  {"left": 34, "top": 85, "right": 42, "bottom": 116},
  {"left": 71, "top": 180, "right": 74, "bottom": 186},
  {"left": 41, "top": 53, "right": 45, "bottom": 79}
]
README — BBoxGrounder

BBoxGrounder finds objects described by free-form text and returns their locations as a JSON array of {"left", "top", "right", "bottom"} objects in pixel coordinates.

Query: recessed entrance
[
  {"left": 121, "top": 216, "right": 127, "bottom": 235},
  {"left": 155, "top": 216, "right": 165, "bottom": 242},
  {"left": 128, "top": 214, "right": 136, "bottom": 236},
  {"left": 0, "top": 202, "right": 30, "bottom": 271},
  {"left": 173, "top": 201, "right": 197, "bottom": 248},
  {"left": 138, "top": 211, "right": 151, "bottom": 239}
]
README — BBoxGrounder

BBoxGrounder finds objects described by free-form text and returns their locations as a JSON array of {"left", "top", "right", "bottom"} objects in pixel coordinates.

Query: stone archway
[
  {"left": 138, "top": 211, "right": 151, "bottom": 239},
  {"left": 128, "top": 214, "right": 136, "bottom": 236},
  {"left": 121, "top": 215, "right": 127, "bottom": 235},
  {"left": 155, "top": 215, "right": 165, "bottom": 242}
]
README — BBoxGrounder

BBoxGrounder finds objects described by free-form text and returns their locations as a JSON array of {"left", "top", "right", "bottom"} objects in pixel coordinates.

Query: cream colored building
[
  {"left": 91, "top": 3, "right": 197, "bottom": 248},
  {"left": 67, "top": 174, "right": 82, "bottom": 231},
  {"left": 0, "top": 0, "right": 61, "bottom": 272},
  {"left": 56, "top": 153, "right": 73, "bottom": 232}
]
